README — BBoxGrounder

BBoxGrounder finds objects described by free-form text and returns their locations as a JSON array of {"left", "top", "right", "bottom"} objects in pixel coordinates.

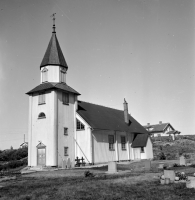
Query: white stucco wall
[
  {"left": 116, "top": 131, "right": 128, "bottom": 161},
  {"left": 28, "top": 90, "right": 57, "bottom": 166},
  {"left": 92, "top": 130, "right": 116, "bottom": 163},
  {"left": 75, "top": 114, "right": 92, "bottom": 164},
  {"left": 41, "top": 65, "right": 64, "bottom": 83},
  {"left": 28, "top": 89, "right": 77, "bottom": 167},
  {"left": 57, "top": 92, "right": 76, "bottom": 168},
  {"left": 144, "top": 137, "right": 153, "bottom": 159},
  {"left": 127, "top": 133, "right": 134, "bottom": 160},
  {"left": 133, "top": 148, "right": 141, "bottom": 160},
  {"left": 28, "top": 96, "right": 32, "bottom": 166},
  {"left": 139, "top": 137, "right": 153, "bottom": 159},
  {"left": 131, "top": 136, "right": 153, "bottom": 160},
  {"left": 140, "top": 148, "right": 146, "bottom": 159},
  {"left": 73, "top": 124, "right": 138, "bottom": 164}
]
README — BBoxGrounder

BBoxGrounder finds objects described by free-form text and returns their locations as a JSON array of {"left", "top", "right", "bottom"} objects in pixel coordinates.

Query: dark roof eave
[
  {"left": 26, "top": 88, "right": 55, "bottom": 95},
  {"left": 40, "top": 64, "right": 68, "bottom": 70},
  {"left": 26, "top": 83, "right": 81, "bottom": 96},
  {"left": 150, "top": 130, "right": 164, "bottom": 133},
  {"left": 56, "top": 88, "right": 81, "bottom": 95},
  {"left": 26, "top": 88, "right": 81, "bottom": 96}
]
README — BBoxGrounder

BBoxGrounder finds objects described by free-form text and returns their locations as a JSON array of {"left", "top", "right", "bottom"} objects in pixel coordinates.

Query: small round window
[{"left": 38, "top": 112, "right": 46, "bottom": 119}]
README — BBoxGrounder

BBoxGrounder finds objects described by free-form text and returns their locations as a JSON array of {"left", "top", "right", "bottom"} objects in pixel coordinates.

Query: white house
[
  {"left": 26, "top": 20, "right": 153, "bottom": 168},
  {"left": 144, "top": 121, "right": 181, "bottom": 140}
]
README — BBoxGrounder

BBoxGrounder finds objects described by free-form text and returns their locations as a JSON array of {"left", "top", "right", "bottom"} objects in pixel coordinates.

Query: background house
[
  {"left": 20, "top": 142, "right": 28, "bottom": 149},
  {"left": 144, "top": 121, "right": 180, "bottom": 140}
]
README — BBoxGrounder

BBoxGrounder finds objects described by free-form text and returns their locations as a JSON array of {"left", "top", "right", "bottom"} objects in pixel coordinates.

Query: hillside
[{"left": 152, "top": 135, "right": 195, "bottom": 160}]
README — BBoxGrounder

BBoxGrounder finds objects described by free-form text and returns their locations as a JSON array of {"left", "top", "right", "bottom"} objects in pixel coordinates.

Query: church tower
[{"left": 26, "top": 15, "right": 80, "bottom": 167}]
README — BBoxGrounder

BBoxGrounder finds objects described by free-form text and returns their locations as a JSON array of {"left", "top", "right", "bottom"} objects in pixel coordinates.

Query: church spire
[{"left": 40, "top": 14, "right": 68, "bottom": 69}]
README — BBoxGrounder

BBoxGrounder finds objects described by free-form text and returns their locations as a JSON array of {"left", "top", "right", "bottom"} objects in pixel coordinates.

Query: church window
[
  {"left": 38, "top": 112, "right": 46, "bottom": 119},
  {"left": 64, "top": 147, "right": 68, "bottom": 156},
  {"left": 64, "top": 127, "right": 68, "bottom": 135},
  {"left": 38, "top": 93, "right": 45, "bottom": 104},
  {"left": 141, "top": 147, "right": 145, "bottom": 153},
  {"left": 60, "top": 68, "right": 66, "bottom": 83},
  {"left": 76, "top": 119, "right": 85, "bottom": 130},
  {"left": 42, "top": 68, "right": 48, "bottom": 83},
  {"left": 62, "top": 93, "right": 69, "bottom": 104},
  {"left": 121, "top": 136, "right": 126, "bottom": 150},
  {"left": 108, "top": 135, "right": 115, "bottom": 150}
]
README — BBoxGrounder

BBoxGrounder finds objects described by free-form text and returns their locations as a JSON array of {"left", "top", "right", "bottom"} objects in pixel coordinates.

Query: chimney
[
  {"left": 147, "top": 123, "right": 150, "bottom": 126},
  {"left": 123, "top": 98, "right": 129, "bottom": 124},
  {"left": 159, "top": 121, "right": 162, "bottom": 124}
]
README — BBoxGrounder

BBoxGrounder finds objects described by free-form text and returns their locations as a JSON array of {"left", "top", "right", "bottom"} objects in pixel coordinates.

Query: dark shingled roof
[
  {"left": 77, "top": 101, "right": 148, "bottom": 134},
  {"left": 26, "top": 82, "right": 80, "bottom": 95},
  {"left": 40, "top": 32, "right": 68, "bottom": 69},
  {"left": 131, "top": 133, "right": 149, "bottom": 148},
  {"left": 167, "top": 130, "right": 181, "bottom": 135},
  {"left": 77, "top": 101, "right": 149, "bottom": 147},
  {"left": 143, "top": 123, "right": 173, "bottom": 133}
]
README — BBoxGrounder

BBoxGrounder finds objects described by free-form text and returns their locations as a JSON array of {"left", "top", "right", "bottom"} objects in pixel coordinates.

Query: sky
[{"left": 0, "top": 0, "right": 194, "bottom": 150}]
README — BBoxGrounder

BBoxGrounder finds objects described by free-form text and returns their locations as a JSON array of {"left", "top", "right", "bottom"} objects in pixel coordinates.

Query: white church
[{"left": 26, "top": 19, "right": 153, "bottom": 168}]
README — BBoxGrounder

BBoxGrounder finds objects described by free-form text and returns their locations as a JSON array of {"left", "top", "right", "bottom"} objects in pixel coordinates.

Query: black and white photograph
[{"left": 0, "top": 0, "right": 195, "bottom": 199}]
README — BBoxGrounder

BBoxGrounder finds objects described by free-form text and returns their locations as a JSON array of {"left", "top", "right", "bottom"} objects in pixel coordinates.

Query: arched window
[
  {"left": 38, "top": 112, "right": 46, "bottom": 119},
  {"left": 42, "top": 68, "right": 48, "bottom": 83}
]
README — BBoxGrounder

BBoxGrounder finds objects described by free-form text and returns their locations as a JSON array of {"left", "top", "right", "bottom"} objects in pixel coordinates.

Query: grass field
[{"left": 0, "top": 161, "right": 195, "bottom": 200}]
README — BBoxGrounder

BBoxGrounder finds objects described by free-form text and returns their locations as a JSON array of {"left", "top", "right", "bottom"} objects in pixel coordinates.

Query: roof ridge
[
  {"left": 79, "top": 100, "right": 124, "bottom": 113},
  {"left": 150, "top": 123, "right": 169, "bottom": 126}
]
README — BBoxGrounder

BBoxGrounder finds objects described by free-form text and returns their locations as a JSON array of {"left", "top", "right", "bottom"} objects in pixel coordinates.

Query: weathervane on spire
[{"left": 50, "top": 13, "right": 56, "bottom": 33}]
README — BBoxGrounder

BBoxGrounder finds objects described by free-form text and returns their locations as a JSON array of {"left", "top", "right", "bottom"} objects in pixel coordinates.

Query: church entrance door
[
  {"left": 134, "top": 148, "right": 141, "bottom": 160},
  {"left": 37, "top": 148, "right": 46, "bottom": 166}
]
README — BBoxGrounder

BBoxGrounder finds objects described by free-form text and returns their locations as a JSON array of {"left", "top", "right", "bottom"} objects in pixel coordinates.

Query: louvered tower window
[
  {"left": 38, "top": 93, "right": 45, "bottom": 105},
  {"left": 42, "top": 68, "right": 48, "bottom": 83},
  {"left": 60, "top": 68, "right": 66, "bottom": 83},
  {"left": 62, "top": 93, "right": 69, "bottom": 104}
]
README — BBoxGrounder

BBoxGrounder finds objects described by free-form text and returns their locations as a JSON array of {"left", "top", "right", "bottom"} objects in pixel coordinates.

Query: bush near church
[
  {"left": 0, "top": 159, "right": 27, "bottom": 171},
  {"left": 0, "top": 147, "right": 28, "bottom": 170},
  {"left": 0, "top": 147, "right": 28, "bottom": 162}
]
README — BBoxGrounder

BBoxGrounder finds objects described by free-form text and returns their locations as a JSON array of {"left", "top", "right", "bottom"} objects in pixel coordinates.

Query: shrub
[
  {"left": 0, "top": 159, "right": 27, "bottom": 171},
  {"left": 183, "top": 154, "right": 190, "bottom": 159},
  {"left": 0, "top": 147, "right": 28, "bottom": 162},
  {"left": 84, "top": 170, "right": 94, "bottom": 177},
  {"left": 173, "top": 163, "right": 180, "bottom": 167},
  {"left": 159, "top": 152, "right": 166, "bottom": 160},
  {"left": 166, "top": 153, "right": 177, "bottom": 160}
]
